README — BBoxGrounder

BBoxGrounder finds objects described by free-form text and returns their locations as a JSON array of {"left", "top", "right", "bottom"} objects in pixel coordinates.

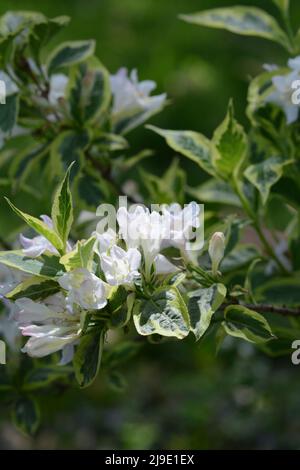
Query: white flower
[
  {"left": 116, "top": 203, "right": 200, "bottom": 277},
  {"left": 49, "top": 73, "right": 68, "bottom": 106},
  {"left": 20, "top": 215, "right": 72, "bottom": 257},
  {"left": 58, "top": 268, "right": 108, "bottom": 310},
  {"left": 117, "top": 206, "right": 167, "bottom": 278},
  {"left": 265, "top": 55, "right": 300, "bottom": 124},
  {"left": 154, "top": 254, "right": 178, "bottom": 275},
  {"left": 110, "top": 68, "right": 166, "bottom": 134},
  {"left": 0, "top": 71, "right": 18, "bottom": 96},
  {"left": 15, "top": 293, "right": 81, "bottom": 360},
  {"left": 267, "top": 70, "right": 299, "bottom": 124},
  {"left": 288, "top": 57, "right": 300, "bottom": 72},
  {"left": 101, "top": 245, "right": 141, "bottom": 286},
  {"left": 94, "top": 228, "right": 117, "bottom": 256},
  {"left": 162, "top": 202, "right": 201, "bottom": 251}
]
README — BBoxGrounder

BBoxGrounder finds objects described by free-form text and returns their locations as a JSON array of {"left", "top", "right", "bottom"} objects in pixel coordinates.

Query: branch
[{"left": 223, "top": 303, "right": 300, "bottom": 317}]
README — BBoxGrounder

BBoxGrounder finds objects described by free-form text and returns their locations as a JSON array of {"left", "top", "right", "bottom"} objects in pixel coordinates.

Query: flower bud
[{"left": 209, "top": 232, "right": 225, "bottom": 275}]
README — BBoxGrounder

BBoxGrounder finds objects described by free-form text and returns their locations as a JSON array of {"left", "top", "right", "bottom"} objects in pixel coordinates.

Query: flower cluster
[
  {"left": 46, "top": 67, "right": 167, "bottom": 133},
  {"left": 0, "top": 65, "right": 166, "bottom": 149},
  {"left": 9, "top": 201, "right": 205, "bottom": 363}
]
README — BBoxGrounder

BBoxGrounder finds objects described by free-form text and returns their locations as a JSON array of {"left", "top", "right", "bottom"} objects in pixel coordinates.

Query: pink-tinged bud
[{"left": 209, "top": 232, "right": 225, "bottom": 275}]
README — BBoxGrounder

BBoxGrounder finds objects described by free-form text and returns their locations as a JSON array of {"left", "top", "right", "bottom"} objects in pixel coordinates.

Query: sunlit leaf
[
  {"left": 223, "top": 304, "right": 274, "bottom": 343},
  {"left": 188, "top": 284, "right": 227, "bottom": 340},
  {"left": 180, "top": 7, "right": 290, "bottom": 50}
]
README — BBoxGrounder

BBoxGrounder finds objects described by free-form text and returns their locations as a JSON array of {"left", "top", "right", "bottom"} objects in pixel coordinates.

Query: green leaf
[
  {"left": 103, "top": 341, "right": 141, "bottom": 369},
  {"left": 213, "top": 100, "right": 247, "bottom": 180},
  {"left": 255, "top": 278, "right": 300, "bottom": 306},
  {"left": 272, "top": 0, "right": 289, "bottom": 14},
  {"left": 246, "top": 69, "right": 287, "bottom": 124},
  {"left": 220, "top": 245, "right": 259, "bottom": 273},
  {"left": 73, "top": 329, "right": 105, "bottom": 388},
  {"left": 23, "top": 365, "right": 72, "bottom": 391},
  {"left": 108, "top": 286, "right": 128, "bottom": 314},
  {"left": 188, "top": 284, "right": 227, "bottom": 340},
  {"left": 0, "top": 251, "right": 65, "bottom": 278},
  {"left": 223, "top": 304, "right": 274, "bottom": 343},
  {"left": 50, "top": 129, "right": 89, "bottom": 176},
  {"left": 76, "top": 169, "right": 114, "bottom": 209},
  {"left": 247, "top": 72, "right": 272, "bottom": 119},
  {"left": 12, "top": 395, "right": 40, "bottom": 436},
  {"left": 92, "top": 132, "right": 128, "bottom": 152},
  {"left": 60, "top": 236, "right": 95, "bottom": 271},
  {"left": 259, "top": 326, "right": 299, "bottom": 357},
  {"left": 224, "top": 216, "right": 249, "bottom": 256},
  {"left": 133, "top": 287, "right": 190, "bottom": 339},
  {"left": 29, "top": 16, "right": 70, "bottom": 64},
  {"left": 0, "top": 11, "right": 45, "bottom": 36},
  {"left": 0, "top": 36, "right": 15, "bottom": 69},
  {"left": 9, "top": 142, "right": 49, "bottom": 187},
  {"left": 215, "top": 324, "right": 227, "bottom": 355},
  {"left": 259, "top": 338, "right": 293, "bottom": 357},
  {"left": 117, "top": 149, "right": 153, "bottom": 172},
  {"left": 51, "top": 163, "right": 74, "bottom": 248},
  {"left": 179, "top": 7, "right": 290, "bottom": 50},
  {"left": 0, "top": 93, "right": 19, "bottom": 132},
  {"left": 187, "top": 179, "right": 241, "bottom": 207},
  {"left": 108, "top": 291, "right": 135, "bottom": 329},
  {"left": 5, "top": 198, "right": 64, "bottom": 253},
  {"left": 141, "top": 158, "right": 186, "bottom": 205},
  {"left": 106, "top": 370, "right": 127, "bottom": 392},
  {"left": 148, "top": 125, "right": 217, "bottom": 176},
  {"left": 67, "top": 59, "right": 111, "bottom": 124},
  {"left": 0, "top": 369, "right": 11, "bottom": 390},
  {"left": 244, "top": 156, "right": 293, "bottom": 205},
  {"left": 6, "top": 276, "right": 59, "bottom": 301},
  {"left": 47, "top": 40, "right": 95, "bottom": 75},
  {"left": 244, "top": 258, "right": 262, "bottom": 304}
]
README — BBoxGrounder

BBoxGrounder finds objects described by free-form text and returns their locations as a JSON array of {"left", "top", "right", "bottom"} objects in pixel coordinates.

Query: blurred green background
[{"left": 1, "top": 0, "right": 300, "bottom": 450}]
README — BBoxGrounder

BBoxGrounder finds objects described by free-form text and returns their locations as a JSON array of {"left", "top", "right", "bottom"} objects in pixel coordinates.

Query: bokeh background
[{"left": 1, "top": 0, "right": 300, "bottom": 450}]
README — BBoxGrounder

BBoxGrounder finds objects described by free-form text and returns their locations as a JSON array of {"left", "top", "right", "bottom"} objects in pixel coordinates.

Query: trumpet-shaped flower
[
  {"left": 101, "top": 245, "right": 141, "bottom": 286},
  {"left": 94, "top": 228, "right": 117, "bottom": 256},
  {"left": 110, "top": 68, "right": 166, "bottom": 134},
  {"left": 15, "top": 293, "right": 81, "bottom": 361},
  {"left": 58, "top": 268, "right": 108, "bottom": 311},
  {"left": 154, "top": 254, "right": 178, "bottom": 275},
  {"left": 162, "top": 202, "right": 201, "bottom": 251},
  {"left": 117, "top": 206, "right": 167, "bottom": 277}
]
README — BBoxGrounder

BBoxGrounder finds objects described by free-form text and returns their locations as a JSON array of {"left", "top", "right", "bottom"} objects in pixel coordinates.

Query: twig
[{"left": 221, "top": 302, "right": 300, "bottom": 317}]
